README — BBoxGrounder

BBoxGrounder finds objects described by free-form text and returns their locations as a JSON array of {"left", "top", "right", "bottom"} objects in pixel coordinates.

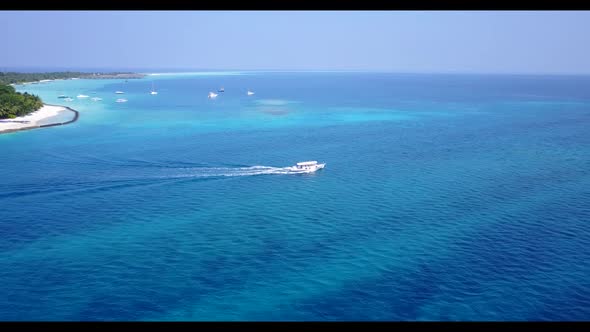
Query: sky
[{"left": 1, "top": 11, "right": 590, "bottom": 74}]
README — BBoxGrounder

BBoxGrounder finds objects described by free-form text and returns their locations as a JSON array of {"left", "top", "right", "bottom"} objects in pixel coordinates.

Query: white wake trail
[{"left": 150, "top": 165, "right": 312, "bottom": 180}]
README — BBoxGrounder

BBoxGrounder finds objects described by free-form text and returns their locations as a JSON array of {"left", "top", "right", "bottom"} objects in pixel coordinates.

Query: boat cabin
[{"left": 296, "top": 161, "right": 318, "bottom": 170}]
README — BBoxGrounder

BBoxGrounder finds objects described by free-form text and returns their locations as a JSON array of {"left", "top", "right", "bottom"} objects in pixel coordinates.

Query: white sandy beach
[{"left": 0, "top": 105, "right": 73, "bottom": 133}]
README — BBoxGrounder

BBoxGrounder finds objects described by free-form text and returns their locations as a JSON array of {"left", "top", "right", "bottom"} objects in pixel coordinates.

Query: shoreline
[
  {"left": 2, "top": 72, "right": 146, "bottom": 86},
  {"left": 0, "top": 104, "right": 79, "bottom": 135}
]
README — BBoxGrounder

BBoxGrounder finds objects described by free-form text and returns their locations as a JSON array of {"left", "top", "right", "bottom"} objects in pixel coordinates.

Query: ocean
[{"left": 1, "top": 72, "right": 589, "bottom": 320}]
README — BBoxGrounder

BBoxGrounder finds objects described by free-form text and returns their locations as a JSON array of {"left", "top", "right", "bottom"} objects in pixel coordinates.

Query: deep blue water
[{"left": 1, "top": 72, "right": 590, "bottom": 320}]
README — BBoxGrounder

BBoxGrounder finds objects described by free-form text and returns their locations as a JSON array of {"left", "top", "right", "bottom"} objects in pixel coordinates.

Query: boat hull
[{"left": 288, "top": 163, "right": 326, "bottom": 173}]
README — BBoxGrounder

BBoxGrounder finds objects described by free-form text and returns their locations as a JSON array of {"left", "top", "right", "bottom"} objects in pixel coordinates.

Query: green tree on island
[
  {"left": 0, "top": 72, "right": 79, "bottom": 85},
  {"left": 0, "top": 84, "right": 43, "bottom": 119}
]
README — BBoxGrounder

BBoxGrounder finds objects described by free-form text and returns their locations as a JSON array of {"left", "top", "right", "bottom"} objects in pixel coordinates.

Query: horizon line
[{"left": 3, "top": 67, "right": 590, "bottom": 76}]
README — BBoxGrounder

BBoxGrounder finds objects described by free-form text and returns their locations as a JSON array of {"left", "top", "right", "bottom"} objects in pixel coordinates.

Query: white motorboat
[
  {"left": 150, "top": 82, "right": 158, "bottom": 95},
  {"left": 77, "top": 94, "right": 90, "bottom": 98},
  {"left": 247, "top": 90, "right": 255, "bottom": 96},
  {"left": 91, "top": 97, "right": 102, "bottom": 101},
  {"left": 116, "top": 98, "right": 128, "bottom": 103},
  {"left": 115, "top": 91, "right": 125, "bottom": 94},
  {"left": 289, "top": 161, "right": 326, "bottom": 173},
  {"left": 208, "top": 92, "right": 218, "bottom": 99}
]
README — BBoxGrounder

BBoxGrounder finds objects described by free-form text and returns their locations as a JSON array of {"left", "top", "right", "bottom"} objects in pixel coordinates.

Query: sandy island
[{"left": 0, "top": 104, "right": 78, "bottom": 134}]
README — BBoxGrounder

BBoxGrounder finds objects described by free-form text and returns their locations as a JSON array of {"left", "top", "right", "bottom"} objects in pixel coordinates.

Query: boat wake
[
  {"left": 156, "top": 165, "right": 315, "bottom": 180},
  {"left": 1, "top": 162, "right": 323, "bottom": 200},
  {"left": 36, "top": 153, "right": 322, "bottom": 184}
]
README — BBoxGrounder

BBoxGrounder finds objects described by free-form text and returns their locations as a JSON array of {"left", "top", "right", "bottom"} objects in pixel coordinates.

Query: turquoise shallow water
[{"left": 1, "top": 72, "right": 590, "bottom": 320}]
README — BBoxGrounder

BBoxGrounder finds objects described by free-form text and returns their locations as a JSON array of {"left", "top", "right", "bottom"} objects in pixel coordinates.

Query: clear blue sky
[{"left": 2, "top": 11, "right": 590, "bottom": 74}]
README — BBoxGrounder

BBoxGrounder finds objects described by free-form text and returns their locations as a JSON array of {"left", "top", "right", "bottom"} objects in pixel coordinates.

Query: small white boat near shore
[
  {"left": 208, "top": 92, "right": 218, "bottom": 99},
  {"left": 91, "top": 97, "right": 102, "bottom": 101},
  {"left": 288, "top": 161, "right": 326, "bottom": 173},
  {"left": 116, "top": 98, "right": 128, "bottom": 103},
  {"left": 247, "top": 90, "right": 255, "bottom": 96},
  {"left": 64, "top": 98, "right": 74, "bottom": 102},
  {"left": 115, "top": 91, "right": 125, "bottom": 94},
  {"left": 77, "top": 94, "right": 90, "bottom": 98}
]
